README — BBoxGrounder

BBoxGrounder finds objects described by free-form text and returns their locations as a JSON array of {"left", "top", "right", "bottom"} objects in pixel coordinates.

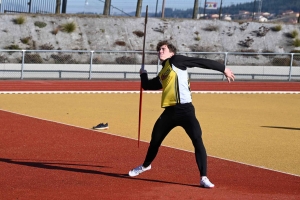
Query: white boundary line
[
  {"left": 1, "top": 108, "right": 299, "bottom": 178},
  {"left": 1, "top": 90, "right": 300, "bottom": 94}
]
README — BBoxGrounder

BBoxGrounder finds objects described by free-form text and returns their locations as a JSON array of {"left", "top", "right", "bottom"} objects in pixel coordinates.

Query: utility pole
[
  {"left": 252, "top": 0, "right": 256, "bottom": 21},
  {"left": 28, "top": 0, "right": 32, "bottom": 13},
  {"left": 203, "top": 0, "right": 207, "bottom": 19},
  {"left": 103, "top": 0, "right": 111, "bottom": 15},
  {"left": 219, "top": 0, "right": 223, "bottom": 20},
  {"left": 257, "top": 0, "right": 262, "bottom": 17},
  {"left": 136, "top": 0, "right": 142, "bottom": 17},
  {"left": 192, "top": 0, "right": 199, "bottom": 19},
  {"left": 155, "top": 0, "right": 158, "bottom": 17},
  {"left": 161, "top": 0, "right": 165, "bottom": 18},
  {"left": 62, "top": 0, "right": 67, "bottom": 13}
]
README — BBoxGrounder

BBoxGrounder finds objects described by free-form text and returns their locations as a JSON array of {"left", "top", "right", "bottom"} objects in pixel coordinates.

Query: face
[{"left": 158, "top": 45, "right": 174, "bottom": 61}]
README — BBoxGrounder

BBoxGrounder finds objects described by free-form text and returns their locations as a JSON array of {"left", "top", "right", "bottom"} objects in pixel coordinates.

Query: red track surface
[
  {"left": 0, "top": 110, "right": 300, "bottom": 200},
  {"left": 1, "top": 80, "right": 300, "bottom": 199},
  {"left": 0, "top": 80, "right": 299, "bottom": 91}
]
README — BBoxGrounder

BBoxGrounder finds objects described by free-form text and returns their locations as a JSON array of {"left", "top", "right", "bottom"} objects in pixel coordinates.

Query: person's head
[{"left": 156, "top": 40, "right": 177, "bottom": 61}]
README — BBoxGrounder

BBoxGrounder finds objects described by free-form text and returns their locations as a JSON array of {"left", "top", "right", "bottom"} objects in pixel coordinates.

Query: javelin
[{"left": 138, "top": 5, "right": 148, "bottom": 148}]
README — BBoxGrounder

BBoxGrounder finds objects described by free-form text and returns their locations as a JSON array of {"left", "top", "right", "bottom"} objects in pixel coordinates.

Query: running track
[
  {"left": 1, "top": 80, "right": 300, "bottom": 200},
  {"left": 0, "top": 80, "right": 300, "bottom": 92}
]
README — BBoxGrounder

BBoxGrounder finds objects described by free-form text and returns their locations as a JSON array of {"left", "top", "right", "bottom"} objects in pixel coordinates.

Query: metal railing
[
  {"left": 1, "top": 0, "right": 57, "bottom": 14},
  {"left": 0, "top": 49, "right": 299, "bottom": 81}
]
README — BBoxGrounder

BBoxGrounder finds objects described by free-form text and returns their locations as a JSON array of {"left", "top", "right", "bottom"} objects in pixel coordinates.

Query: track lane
[{"left": 0, "top": 110, "right": 299, "bottom": 200}]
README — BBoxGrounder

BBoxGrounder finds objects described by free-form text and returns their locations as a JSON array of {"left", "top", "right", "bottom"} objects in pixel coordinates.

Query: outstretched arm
[{"left": 224, "top": 68, "right": 235, "bottom": 83}]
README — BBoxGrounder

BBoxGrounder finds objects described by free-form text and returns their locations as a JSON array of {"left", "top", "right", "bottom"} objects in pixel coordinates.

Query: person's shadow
[
  {"left": 0, "top": 158, "right": 199, "bottom": 188},
  {"left": 261, "top": 126, "right": 300, "bottom": 131}
]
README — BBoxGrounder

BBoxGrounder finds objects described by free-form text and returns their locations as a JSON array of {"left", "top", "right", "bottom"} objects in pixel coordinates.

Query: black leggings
[{"left": 143, "top": 103, "right": 208, "bottom": 176}]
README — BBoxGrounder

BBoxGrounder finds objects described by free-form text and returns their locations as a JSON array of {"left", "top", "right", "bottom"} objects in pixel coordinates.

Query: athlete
[{"left": 128, "top": 40, "right": 235, "bottom": 188}]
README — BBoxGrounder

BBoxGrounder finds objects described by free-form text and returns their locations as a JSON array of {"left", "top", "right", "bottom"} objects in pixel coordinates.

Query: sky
[{"left": 67, "top": 0, "right": 254, "bottom": 15}]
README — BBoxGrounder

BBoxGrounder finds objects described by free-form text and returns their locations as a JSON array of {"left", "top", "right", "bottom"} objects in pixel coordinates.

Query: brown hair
[{"left": 156, "top": 40, "right": 177, "bottom": 54}]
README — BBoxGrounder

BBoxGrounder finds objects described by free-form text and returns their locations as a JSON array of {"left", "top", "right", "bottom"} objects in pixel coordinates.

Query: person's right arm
[{"left": 140, "top": 69, "right": 162, "bottom": 90}]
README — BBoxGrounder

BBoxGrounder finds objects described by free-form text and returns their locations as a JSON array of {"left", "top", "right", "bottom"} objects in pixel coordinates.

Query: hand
[
  {"left": 224, "top": 68, "right": 235, "bottom": 83},
  {"left": 140, "top": 68, "right": 147, "bottom": 74}
]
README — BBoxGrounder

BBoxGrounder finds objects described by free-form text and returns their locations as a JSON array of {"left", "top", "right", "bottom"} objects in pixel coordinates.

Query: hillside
[{"left": 0, "top": 13, "right": 299, "bottom": 58}]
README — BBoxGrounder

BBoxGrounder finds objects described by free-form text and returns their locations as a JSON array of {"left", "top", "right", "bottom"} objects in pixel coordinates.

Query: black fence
[{"left": 0, "top": 0, "right": 59, "bottom": 14}]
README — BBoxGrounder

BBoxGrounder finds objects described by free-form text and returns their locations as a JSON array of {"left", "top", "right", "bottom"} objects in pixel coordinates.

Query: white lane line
[{"left": 1, "top": 91, "right": 299, "bottom": 94}]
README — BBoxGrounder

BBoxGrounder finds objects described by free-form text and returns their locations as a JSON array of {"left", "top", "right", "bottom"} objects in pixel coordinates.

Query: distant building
[
  {"left": 282, "top": 10, "right": 294, "bottom": 15},
  {"left": 223, "top": 15, "right": 232, "bottom": 21},
  {"left": 258, "top": 16, "right": 268, "bottom": 22},
  {"left": 210, "top": 14, "right": 219, "bottom": 19},
  {"left": 262, "top": 12, "right": 270, "bottom": 17}
]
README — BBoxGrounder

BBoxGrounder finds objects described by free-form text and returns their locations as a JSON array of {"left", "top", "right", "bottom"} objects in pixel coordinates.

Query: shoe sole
[
  {"left": 128, "top": 166, "right": 151, "bottom": 177},
  {"left": 200, "top": 184, "right": 214, "bottom": 188},
  {"left": 93, "top": 127, "right": 109, "bottom": 130}
]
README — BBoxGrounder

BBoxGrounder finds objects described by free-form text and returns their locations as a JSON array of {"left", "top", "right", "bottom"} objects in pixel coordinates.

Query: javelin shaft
[{"left": 138, "top": 5, "right": 148, "bottom": 148}]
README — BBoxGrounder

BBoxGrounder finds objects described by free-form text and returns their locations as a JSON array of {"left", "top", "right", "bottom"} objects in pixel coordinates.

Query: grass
[
  {"left": 24, "top": 54, "right": 43, "bottom": 63},
  {"left": 293, "top": 38, "right": 300, "bottom": 47},
  {"left": 13, "top": 16, "right": 26, "bottom": 25},
  {"left": 291, "top": 30, "right": 299, "bottom": 38},
  {"left": 20, "top": 36, "right": 31, "bottom": 44},
  {"left": 61, "top": 22, "right": 77, "bottom": 33},
  {"left": 291, "top": 50, "right": 300, "bottom": 60},
  {"left": 194, "top": 36, "right": 201, "bottom": 41},
  {"left": 271, "top": 24, "right": 282, "bottom": 32},
  {"left": 39, "top": 43, "right": 54, "bottom": 50},
  {"left": 203, "top": 25, "right": 219, "bottom": 31},
  {"left": 4, "top": 44, "right": 21, "bottom": 50},
  {"left": 34, "top": 21, "right": 47, "bottom": 28}
]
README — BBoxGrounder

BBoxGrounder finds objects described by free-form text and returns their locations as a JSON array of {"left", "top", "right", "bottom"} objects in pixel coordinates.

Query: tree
[
  {"left": 103, "top": 0, "right": 111, "bottom": 15},
  {"left": 192, "top": 0, "right": 199, "bottom": 19},
  {"left": 136, "top": 0, "right": 142, "bottom": 17},
  {"left": 55, "top": 0, "right": 61, "bottom": 14}
]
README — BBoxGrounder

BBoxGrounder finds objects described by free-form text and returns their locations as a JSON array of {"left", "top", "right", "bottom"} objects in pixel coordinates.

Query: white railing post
[
  {"left": 21, "top": 50, "right": 26, "bottom": 79},
  {"left": 223, "top": 52, "right": 228, "bottom": 81},
  {"left": 289, "top": 53, "right": 294, "bottom": 81},
  {"left": 89, "top": 51, "right": 94, "bottom": 80}
]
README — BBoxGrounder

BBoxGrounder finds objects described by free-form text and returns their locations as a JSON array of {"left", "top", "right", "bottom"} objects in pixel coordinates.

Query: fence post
[
  {"left": 21, "top": 50, "right": 26, "bottom": 80},
  {"left": 288, "top": 53, "right": 294, "bottom": 81},
  {"left": 89, "top": 51, "right": 94, "bottom": 80},
  {"left": 223, "top": 52, "right": 228, "bottom": 81},
  {"left": 156, "top": 58, "right": 160, "bottom": 74},
  {"left": 28, "top": 0, "right": 32, "bottom": 13}
]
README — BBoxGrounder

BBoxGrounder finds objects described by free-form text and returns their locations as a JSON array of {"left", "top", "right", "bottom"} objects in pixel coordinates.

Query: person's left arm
[{"left": 170, "top": 55, "right": 235, "bottom": 82}]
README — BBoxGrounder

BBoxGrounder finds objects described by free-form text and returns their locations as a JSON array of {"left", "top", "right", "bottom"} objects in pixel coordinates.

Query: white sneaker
[
  {"left": 200, "top": 177, "right": 215, "bottom": 188},
  {"left": 128, "top": 164, "right": 151, "bottom": 177}
]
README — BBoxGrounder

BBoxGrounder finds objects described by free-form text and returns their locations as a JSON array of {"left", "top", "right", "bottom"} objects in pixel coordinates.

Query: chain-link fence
[{"left": 0, "top": 50, "right": 299, "bottom": 81}]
